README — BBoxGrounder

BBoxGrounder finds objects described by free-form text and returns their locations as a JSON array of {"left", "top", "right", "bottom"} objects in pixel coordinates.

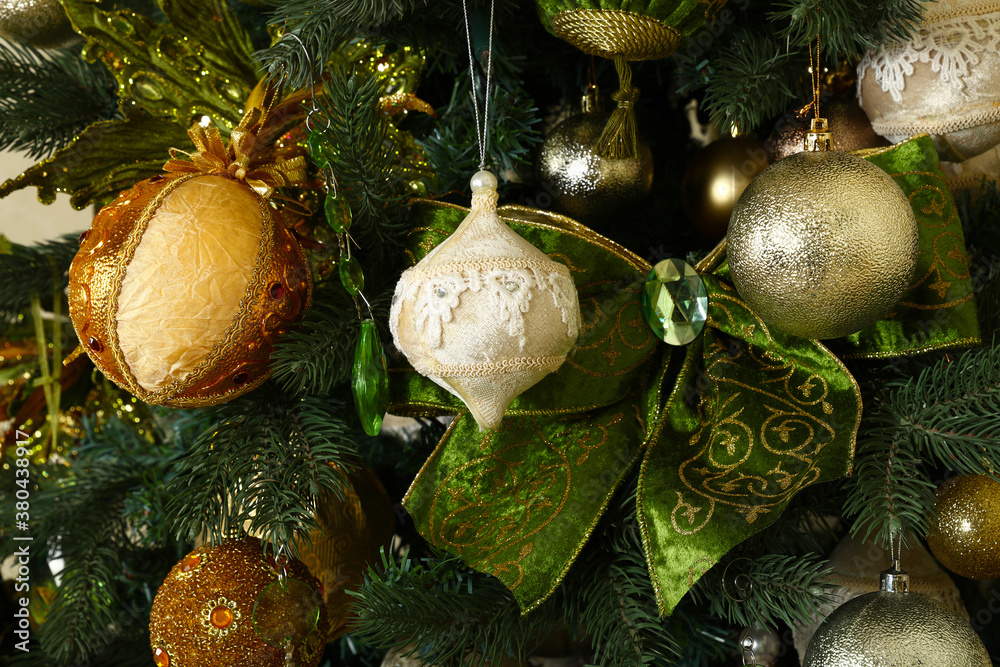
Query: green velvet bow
[{"left": 392, "top": 135, "right": 980, "bottom": 615}]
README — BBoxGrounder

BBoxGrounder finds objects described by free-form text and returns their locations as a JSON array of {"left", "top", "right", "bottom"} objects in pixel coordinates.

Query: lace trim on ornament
[
  {"left": 413, "top": 355, "right": 567, "bottom": 378},
  {"left": 858, "top": 11, "right": 1000, "bottom": 106},
  {"left": 391, "top": 263, "right": 579, "bottom": 351}
]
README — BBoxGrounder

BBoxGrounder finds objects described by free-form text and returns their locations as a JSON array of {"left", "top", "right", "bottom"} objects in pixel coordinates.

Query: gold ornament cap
[{"left": 805, "top": 117, "right": 833, "bottom": 152}]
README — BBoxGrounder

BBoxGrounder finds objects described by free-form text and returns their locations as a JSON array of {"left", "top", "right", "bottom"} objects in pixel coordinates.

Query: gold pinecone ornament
[
  {"left": 390, "top": 170, "right": 581, "bottom": 430},
  {"left": 727, "top": 119, "right": 919, "bottom": 339},
  {"left": 67, "top": 84, "right": 312, "bottom": 407}
]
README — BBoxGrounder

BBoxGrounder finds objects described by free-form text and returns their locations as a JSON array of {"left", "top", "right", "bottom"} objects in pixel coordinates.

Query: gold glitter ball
[
  {"left": 802, "top": 589, "right": 989, "bottom": 666},
  {"left": 927, "top": 474, "right": 1000, "bottom": 579},
  {"left": 536, "top": 111, "right": 652, "bottom": 229},
  {"left": 149, "top": 537, "right": 327, "bottom": 667},
  {"left": 727, "top": 150, "right": 919, "bottom": 339},
  {"left": 0, "top": 0, "right": 78, "bottom": 49}
]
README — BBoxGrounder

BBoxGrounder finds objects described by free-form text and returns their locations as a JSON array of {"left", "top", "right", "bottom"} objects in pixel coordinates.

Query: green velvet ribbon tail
[
  {"left": 638, "top": 274, "right": 863, "bottom": 615},
  {"left": 595, "top": 56, "right": 640, "bottom": 159}
]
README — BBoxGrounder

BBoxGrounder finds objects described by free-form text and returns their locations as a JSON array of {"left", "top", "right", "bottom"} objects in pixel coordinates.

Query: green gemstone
[
  {"left": 641, "top": 258, "right": 708, "bottom": 345},
  {"left": 251, "top": 578, "right": 320, "bottom": 648},
  {"left": 307, "top": 130, "right": 331, "bottom": 170},
  {"left": 324, "top": 193, "right": 352, "bottom": 233},
  {"left": 353, "top": 319, "right": 389, "bottom": 436},
  {"left": 339, "top": 255, "right": 364, "bottom": 295}
]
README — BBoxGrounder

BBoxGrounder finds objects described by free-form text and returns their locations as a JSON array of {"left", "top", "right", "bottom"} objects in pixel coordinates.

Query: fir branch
[
  {"left": 771, "top": 0, "right": 923, "bottom": 56},
  {"left": 689, "top": 554, "right": 837, "bottom": 630},
  {"left": 560, "top": 479, "right": 679, "bottom": 666},
  {"left": 0, "top": 235, "right": 79, "bottom": 321},
  {"left": 417, "top": 46, "right": 542, "bottom": 194},
  {"left": 842, "top": 424, "right": 936, "bottom": 548},
  {"left": 698, "top": 34, "right": 799, "bottom": 134},
  {"left": 884, "top": 345, "right": 1000, "bottom": 475},
  {"left": 255, "top": 0, "right": 429, "bottom": 89},
  {"left": 571, "top": 550, "right": 679, "bottom": 666},
  {"left": 0, "top": 42, "right": 118, "bottom": 159},
  {"left": 40, "top": 523, "right": 124, "bottom": 665},
  {"left": 270, "top": 284, "right": 392, "bottom": 398},
  {"left": 313, "top": 66, "right": 410, "bottom": 279},
  {"left": 351, "top": 550, "right": 558, "bottom": 666},
  {"left": 167, "top": 392, "right": 358, "bottom": 555}
]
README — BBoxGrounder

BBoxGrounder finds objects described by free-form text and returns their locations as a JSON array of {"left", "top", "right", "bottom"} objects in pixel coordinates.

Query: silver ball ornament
[
  {"left": 727, "top": 150, "right": 919, "bottom": 339},
  {"left": 802, "top": 588, "right": 990, "bottom": 666}
]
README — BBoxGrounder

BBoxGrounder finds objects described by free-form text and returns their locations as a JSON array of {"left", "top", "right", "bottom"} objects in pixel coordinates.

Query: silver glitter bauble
[
  {"left": 536, "top": 111, "right": 653, "bottom": 228},
  {"left": 802, "top": 589, "right": 990, "bottom": 666},
  {"left": 727, "top": 150, "right": 919, "bottom": 339},
  {"left": 0, "top": 0, "right": 78, "bottom": 49}
]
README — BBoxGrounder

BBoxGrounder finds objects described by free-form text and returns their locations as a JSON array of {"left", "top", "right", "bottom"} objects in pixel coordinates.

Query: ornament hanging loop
[
  {"left": 722, "top": 557, "right": 754, "bottom": 602},
  {"left": 462, "top": 0, "right": 495, "bottom": 171},
  {"left": 803, "top": 2, "right": 832, "bottom": 152},
  {"left": 739, "top": 628, "right": 758, "bottom": 666}
]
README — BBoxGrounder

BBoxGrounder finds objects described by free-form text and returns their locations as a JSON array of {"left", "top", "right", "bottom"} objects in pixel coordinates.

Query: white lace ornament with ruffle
[
  {"left": 390, "top": 174, "right": 581, "bottom": 431},
  {"left": 858, "top": 11, "right": 1000, "bottom": 105},
  {"left": 857, "top": 0, "right": 1000, "bottom": 159}
]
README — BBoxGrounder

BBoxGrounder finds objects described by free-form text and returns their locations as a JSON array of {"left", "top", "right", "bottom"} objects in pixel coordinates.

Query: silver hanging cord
[
  {"left": 283, "top": 32, "right": 329, "bottom": 133},
  {"left": 461, "top": 0, "right": 495, "bottom": 170}
]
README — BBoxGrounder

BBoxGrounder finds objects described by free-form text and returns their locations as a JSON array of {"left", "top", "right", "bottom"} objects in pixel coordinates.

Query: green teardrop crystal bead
[
  {"left": 353, "top": 319, "right": 389, "bottom": 436},
  {"left": 307, "top": 129, "right": 332, "bottom": 170},
  {"left": 324, "top": 193, "right": 353, "bottom": 233},
  {"left": 339, "top": 255, "right": 364, "bottom": 295}
]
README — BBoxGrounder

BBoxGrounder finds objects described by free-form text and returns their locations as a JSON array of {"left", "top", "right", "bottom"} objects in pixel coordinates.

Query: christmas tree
[{"left": 2, "top": 0, "right": 1000, "bottom": 665}]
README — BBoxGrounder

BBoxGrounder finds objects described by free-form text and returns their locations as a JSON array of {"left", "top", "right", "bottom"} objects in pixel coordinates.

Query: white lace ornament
[
  {"left": 857, "top": 0, "right": 1000, "bottom": 161},
  {"left": 390, "top": 171, "right": 581, "bottom": 430}
]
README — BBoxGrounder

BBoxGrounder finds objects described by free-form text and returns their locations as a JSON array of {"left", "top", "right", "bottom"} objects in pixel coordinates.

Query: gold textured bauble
[
  {"left": 149, "top": 537, "right": 327, "bottom": 667},
  {"left": 792, "top": 533, "right": 968, "bottom": 661},
  {"left": 0, "top": 0, "right": 78, "bottom": 49},
  {"left": 296, "top": 464, "right": 395, "bottom": 641},
  {"left": 802, "top": 589, "right": 990, "bottom": 666},
  {"left": 536, "top": 111, "right": 653, "bottom": 228},
  {"left": 68, "top": 173, "right": 312, "bottom": 408},
  {"left": 727, "top": 150, "right": 919, "bottom": 339},
  {"left": 765, "top": 97, "right": 889, "bottom": 163},
  {"left": 927, "top": 475, "right": 1000, "bottom": 579},
  {"left": 681, "top": 136, "right": 769, "bottom": 242}
]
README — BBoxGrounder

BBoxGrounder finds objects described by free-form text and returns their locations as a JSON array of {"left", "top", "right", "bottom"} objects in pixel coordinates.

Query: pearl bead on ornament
[{"left": 470, "top": 170, "right": 497, "bottom": 192}]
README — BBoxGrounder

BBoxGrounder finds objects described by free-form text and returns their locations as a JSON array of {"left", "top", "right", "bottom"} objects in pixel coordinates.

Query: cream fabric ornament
[
  {"left": 390, "top": 171, "right": 581, "bottom": 430},
  {"left": 857, "top": 0, "right": 1000, "bottom": 161}
]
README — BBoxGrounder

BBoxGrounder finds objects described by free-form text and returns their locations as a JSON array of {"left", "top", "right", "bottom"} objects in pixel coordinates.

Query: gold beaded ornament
[{"left": 149, "top": 537, "right": 327, "bottom": 667}]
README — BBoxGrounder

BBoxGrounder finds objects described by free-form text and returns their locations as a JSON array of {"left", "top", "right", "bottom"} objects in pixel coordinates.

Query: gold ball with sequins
[
  {"left": 149, "top": 537, "right": 328, "bottom": 667},
  {"left": 927, "top": 475, "right": 1000, "bottom": 580}
]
